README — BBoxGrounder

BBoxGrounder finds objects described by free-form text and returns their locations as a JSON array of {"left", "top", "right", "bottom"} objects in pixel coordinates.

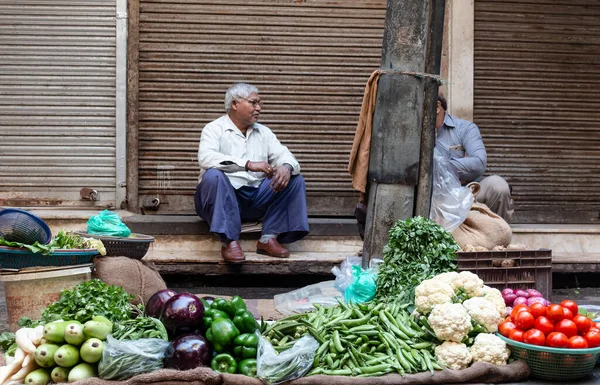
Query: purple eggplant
[
  {"left": 164, "top": 334, "right": 212, "bottom": 370},
  {"left": 160, "top": 293, "right": 205, "bottom": 336},
  {"left": 145, "top": 289, "right": 177, "bottom": 318}
]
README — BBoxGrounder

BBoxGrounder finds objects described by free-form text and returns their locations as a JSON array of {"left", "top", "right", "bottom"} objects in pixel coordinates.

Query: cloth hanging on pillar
[{"left": 347, "top": 70, "right": 381, "bottom": 194}]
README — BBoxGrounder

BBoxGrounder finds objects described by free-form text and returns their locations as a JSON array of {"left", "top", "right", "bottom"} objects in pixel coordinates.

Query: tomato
[
  {"left": 529, "top": 303, "right": 547, "bottom": 318},
  {"left": 555, "top": 319, "right": 578, "bottom": 338},
  {"left": 560, "top": 300, "right": 578, "bottom": 316},
  {"left": 523, "top": 328, "right": 546, "bottom": 346},
  {"left": 569, "top": 335, "right": 588, "bottom": 349},
  {"left": 595, "top": 322, "right": 600, "bottom": 330},
  {"left": 573, "top": 314, "right": 593, "bottom": 335},
  {"left": 514, "top": 311, "right": 535, "bottom": 331},
  {"left": 509, "top": 329, "right": 525, "bottom": 342},
  {"left": 511, "top": 304, "right": 529, "bottom": 320},
  {"left": 546, "top": 332, "right": 569, "bottom": 348},
  {"left": 563, "top": 307, "right": 574, "bottom": 320},
  {"left": 499, "top": 321, "right": 517, "bottom": 338},
  {"left": 534, "top": 316, "right": 555, "bottom": 335},
  {"left": 584, "top": 328, "right": 600, "bottom": 348},
  {"left": 547, "top": 304, "right": 565, "bottom": 322}
]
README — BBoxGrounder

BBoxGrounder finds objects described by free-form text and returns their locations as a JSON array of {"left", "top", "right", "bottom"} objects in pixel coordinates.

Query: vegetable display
[{"left": 0, "top": 230, "right": 106, "bottom": 256}]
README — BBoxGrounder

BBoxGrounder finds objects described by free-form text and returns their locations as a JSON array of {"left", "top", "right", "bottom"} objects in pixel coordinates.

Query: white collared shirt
[{"left": 198, "top": 115, "right": 300, "bottom": 189}]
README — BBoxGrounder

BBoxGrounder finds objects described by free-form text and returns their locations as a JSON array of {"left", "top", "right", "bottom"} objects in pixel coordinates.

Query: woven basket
[
  {"left": 0, "top": 246, "right": 98, "bottom": 269},
  {"left": 497, "top": 334, "right": 600, "bottom": 381},
  {"left": 0, "top": 208, "right": 52, "bottom": 245},
  {"left": 76, "top": 232, "right": 155, "bottom": 260}
]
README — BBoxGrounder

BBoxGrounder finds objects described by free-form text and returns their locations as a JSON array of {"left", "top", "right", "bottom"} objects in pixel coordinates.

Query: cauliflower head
[
  {"left": 428, "top": 303, "right": 472, "bottom": 342},
  {"left": 414, "top": 278, "right": 454, "bottom": 314},
  {"left": 434, "top": 341, "right": 472, "bottom": 370},
  {"left": 433, "top": 271, "right": 459, "bottom": 285},
  {"left": 452, "top": 271, "right": 484, "bottom": 298},
  {"left": 462, "top": 297, "right": 503, "bottom": 333},
  {"left": 469, "top": 333, "right": 510, "bottom": 365},
  {"left": 482, "top": 285, "right": 507, "bottom": 318}
]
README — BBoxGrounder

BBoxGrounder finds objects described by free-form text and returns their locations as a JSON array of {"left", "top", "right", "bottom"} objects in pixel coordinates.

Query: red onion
[
  {"left": 514, "top": 289, "right": 529, "bottom": 298},
  {"left": 513, "top": 296, "right": 529, "bottom": 307},
  {"left": 527, "top": 297, "right": 548, "bottom": 307},
  {"left": 502, "top": 288, "right": 514, "bottom": 296},
  {"left": 503, "top": 293, "right": 518, "bottom": 306},
  {"left": 526, "top": 289, "right": 543, "bottom": 298}
]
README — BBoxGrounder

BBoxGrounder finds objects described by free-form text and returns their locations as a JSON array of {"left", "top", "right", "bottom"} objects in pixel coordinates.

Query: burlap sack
[
  {"left": 452, "top": 203, "right": 512, "bottom": 251},
  {"left": 92, "top": 257, "right": 167, "bottom": 305},
  {"left": 72, "top": 360, "right": 530, "bottom": 385}
]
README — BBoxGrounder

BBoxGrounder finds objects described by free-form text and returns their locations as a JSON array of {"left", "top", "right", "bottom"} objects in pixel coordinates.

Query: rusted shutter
[
  {"left": 137, "top": 0, "right": 386, "bottom": 216},
  {"left": 0, "top": 1, "right": 116, "bottom": 208},
  {"left": 474, "top": 0, "right": 600, "bottom": 223}
]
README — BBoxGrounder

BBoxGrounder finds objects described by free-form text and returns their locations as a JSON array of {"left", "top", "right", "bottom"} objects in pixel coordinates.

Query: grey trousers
[{"left": 476, "top": 175, "right": 514, "bottom": 223}]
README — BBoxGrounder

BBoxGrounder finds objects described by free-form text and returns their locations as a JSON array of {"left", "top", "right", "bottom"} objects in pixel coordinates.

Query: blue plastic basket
[
  {"left": 0, "top": 246, "right": 97, "bottom": 269},
  {"left": 0, "top": 208, "right": 52, "bottom": 245}
]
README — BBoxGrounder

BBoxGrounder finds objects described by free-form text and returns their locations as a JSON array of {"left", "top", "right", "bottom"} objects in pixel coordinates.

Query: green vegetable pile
[
  {"left": 376, "top": 216, "right": 459, "bottom": 302},
  {"left": 19, "top": 279, "right": 136, "bottom": 327},
  {"left": 112, "top": 313, "right": 169, "bottom": 341},
  {"left": 263, "top": 300, "right": 441, "bottom": 377},
  {"left": 0, "top": 230, "right": 103, "bottom": 255}
]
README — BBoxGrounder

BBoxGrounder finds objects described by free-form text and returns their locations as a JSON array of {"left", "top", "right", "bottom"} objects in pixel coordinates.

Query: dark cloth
[{"left": 194, "top": 168, "right": 309, "bottom": 243}]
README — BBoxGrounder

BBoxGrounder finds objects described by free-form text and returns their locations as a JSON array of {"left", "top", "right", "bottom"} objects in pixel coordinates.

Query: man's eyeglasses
[{"left": 241, "top": 98, "right": 263, "bottom": 108}]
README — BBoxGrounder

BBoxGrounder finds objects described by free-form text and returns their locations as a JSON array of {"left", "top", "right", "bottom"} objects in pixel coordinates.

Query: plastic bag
[
  {"left": 257, "top": 334, "right": 319, "bottom": 385},
  {"left": 274, "top": 280, "right": 341, "bottom": 315},
  {"left": 98, "top": 335, "right": 170, "bottom": 380},
  {"left": 87, "top": 209, "right": 131, "bottom": 237},
  {"left": 332, "top": 256, "right": 380, "bottom": 303},
  {"left": 430, "top": 147, "right": 474, "bottom": 232}
]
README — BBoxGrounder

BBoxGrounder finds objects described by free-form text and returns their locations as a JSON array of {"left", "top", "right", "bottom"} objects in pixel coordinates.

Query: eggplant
[
  {"left": 160, "top": 293, "right": 205, "bottom": 336},
  {"left": 164, "top": 334, "right": 212, "bottom": 370},
  {"left": 146, "top": 289, "right": 177, "bottom": 318}
]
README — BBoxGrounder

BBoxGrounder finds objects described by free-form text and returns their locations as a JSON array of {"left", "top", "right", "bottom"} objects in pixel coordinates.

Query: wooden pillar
[{"left": 362, "top": 0, "right": 445, "bottom": 263}]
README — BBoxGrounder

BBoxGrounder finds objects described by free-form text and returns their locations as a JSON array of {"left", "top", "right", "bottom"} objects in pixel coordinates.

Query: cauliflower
[
  {"left": 469, "top": 333, "right": 510, "bottom": 365},
  {"left": 452, "top": 271, "right": 484, "bottom": 298},
  {"left": 428, "top": 303, "right": 472, "bottom": 342},
  {"left": 414, "top": 278, "right": 454, "bottom": 314},
  {"left": 434, "top": 341, "right": 472, "bottom": 370},
  {"left": 481, "top": 285, "right": 507, "bottom": 318},
  {"left": 462, "top": 297, "right": 503, "bottom": 333},
  {"left": 433, "top": 271, "right": 459, "bottom": 285}
]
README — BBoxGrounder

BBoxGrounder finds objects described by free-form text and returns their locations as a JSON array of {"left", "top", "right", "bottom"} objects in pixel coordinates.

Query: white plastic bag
[
  {"left": 257, "top": 334, "right": 318, "bottom": 385},
  {"left": 331, "top": 257, "right": 382, "bottom": 303},
  {"left": 430, "top": 148, "right": 474, "bottom": 232},
  {"left": 98, "top": 335, "right": 169, "bottom": 380},
  {"left": 273, "top": 280, "right": 341, "bottom": 315}
]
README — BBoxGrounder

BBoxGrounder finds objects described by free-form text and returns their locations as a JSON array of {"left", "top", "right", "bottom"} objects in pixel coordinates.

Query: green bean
[
  {"left": 332, "top": 330, "right": 344, "bottom": 352},
  {"left": 322, "top": 369, "right": 352, "bottom": 376}
]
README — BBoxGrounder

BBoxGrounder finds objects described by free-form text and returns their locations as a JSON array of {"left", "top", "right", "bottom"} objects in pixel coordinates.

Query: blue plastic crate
[{"left": 0, "top": 246, "right": 97, "bottom": 269}]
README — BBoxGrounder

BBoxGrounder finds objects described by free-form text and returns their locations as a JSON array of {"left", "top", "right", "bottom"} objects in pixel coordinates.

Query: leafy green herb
[
  {"left": 376, "top": 216, "right": 459, "bottom": 302},
  {"left": 0, "top": 230, "right": 93, "bottom": 255},
  {"left": 0, "top": 332, "right": 16, "bottom": 355},
  {"left": 20, "top": 279, "right": 136, "bottom": 326},
  {"left": 112, "top": 315, "right": 168, "bottom": 341}
]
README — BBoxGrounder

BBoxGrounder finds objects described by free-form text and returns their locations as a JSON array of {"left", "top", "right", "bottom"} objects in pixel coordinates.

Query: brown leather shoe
[
  {"left": 256, "top": 238, "right": 290, "bottom": 258},
  {"left": 221, "top": 241, "right": 245, "bottom": 263}
]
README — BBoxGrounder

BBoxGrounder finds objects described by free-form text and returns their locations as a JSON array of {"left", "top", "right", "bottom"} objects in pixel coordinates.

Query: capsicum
[
  {"left": 238, "top": 358, "right": 257, "bottom": 377},
  {"left": 210, "top": 297, "right": 229, "bottom": 312},
  {"left": 211, "top": 353, "right": 237, "bottom": 374},
  {"left": 233, "top": 309, "right": 259, "bottom": 334},
  {"left": 224, "top": 295, "right": 248, "bottom": 317},
  {"left": 205, "top": 317, "right": 240, "bottom": 352},
  {"left": 233, "top": 333, "right": 259, "bottom": 359},
  {"left": 203, "top": 308, "right": 230, "bottom": 329}
]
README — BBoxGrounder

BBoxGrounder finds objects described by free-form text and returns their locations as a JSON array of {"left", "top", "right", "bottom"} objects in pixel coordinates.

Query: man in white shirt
[{"left": 195, "top": 83, "right": 309, "bottom": 263}]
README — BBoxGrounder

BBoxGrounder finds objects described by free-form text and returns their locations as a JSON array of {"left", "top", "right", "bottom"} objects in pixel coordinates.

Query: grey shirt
[{"left": 435, "top": 113, "right": 487, "bottom": 183}]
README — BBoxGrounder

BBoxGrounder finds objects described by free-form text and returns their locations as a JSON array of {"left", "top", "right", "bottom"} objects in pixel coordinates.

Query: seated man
[
  {"left": 435, "top": 93, "right": 514, "bottom": 222},
  {"left": 195, "top": 83, "right": 309, "bottom": 263}
]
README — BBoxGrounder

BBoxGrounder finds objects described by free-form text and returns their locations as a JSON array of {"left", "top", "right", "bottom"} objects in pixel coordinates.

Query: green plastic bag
[
  {"left": 87, "top": 210, "right": 131, "bottom": 237},
  {"left": 343, "top": 265, "right": 377, "bottom": 304}
]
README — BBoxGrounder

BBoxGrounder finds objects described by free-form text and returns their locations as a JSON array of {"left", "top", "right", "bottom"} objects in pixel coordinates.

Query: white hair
[{"left": 224, "top": 83, "right": 259, "bottom": 112}]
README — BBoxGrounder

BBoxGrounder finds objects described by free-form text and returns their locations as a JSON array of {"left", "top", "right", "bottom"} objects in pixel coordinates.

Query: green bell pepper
[
  {"left": 203, "top": 308, "right": 230, "bottom": 329},
  {"left": 238, "top": 358, "right": 257, "bottom": 377},
  {"left": 211, "top": 353, "right": 237, "bottom": 374},
  {"left": 210, "top": 298, "right": 229, "bottom": 312},
  {"left": 224, "top": 295, "right": 247, "bottom": 317},
  {"left": 233, "top": 309, "right": 259, "bottom": 334},
  {"left": 205, "top": 317, "right": 240, "bottom": 352},
  {"left": 233, "top": 333, "right": 259, "bottom": 359}
]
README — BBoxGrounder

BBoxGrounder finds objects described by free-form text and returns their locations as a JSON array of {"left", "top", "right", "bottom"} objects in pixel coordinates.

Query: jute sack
[
  {"left": 92, "top": 257, "right": 167, "bottom": 305},
  {"left": 452, "top": 202, "right": 512, "bottom": 251}
]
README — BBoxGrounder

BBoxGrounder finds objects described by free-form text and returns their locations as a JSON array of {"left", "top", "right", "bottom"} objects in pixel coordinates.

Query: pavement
[{"left": 1, "top": 282, "right": 600, "bottom": 384}]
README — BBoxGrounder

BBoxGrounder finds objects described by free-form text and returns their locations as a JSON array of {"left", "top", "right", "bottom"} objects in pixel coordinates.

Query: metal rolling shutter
[
  {"left": 0, "top": 1, "right": 116, "bottom": 208},
  {"left": 474, "top": 0, "right": 600, "bottom": 223},
  {"left": 137, "top": 0, "right": 386, "bottom": 216}
]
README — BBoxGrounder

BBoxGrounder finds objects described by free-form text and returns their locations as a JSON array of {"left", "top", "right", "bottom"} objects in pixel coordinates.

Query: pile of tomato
[{"left": 498, "top": 299, "right": 600, "bottom": 349}]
